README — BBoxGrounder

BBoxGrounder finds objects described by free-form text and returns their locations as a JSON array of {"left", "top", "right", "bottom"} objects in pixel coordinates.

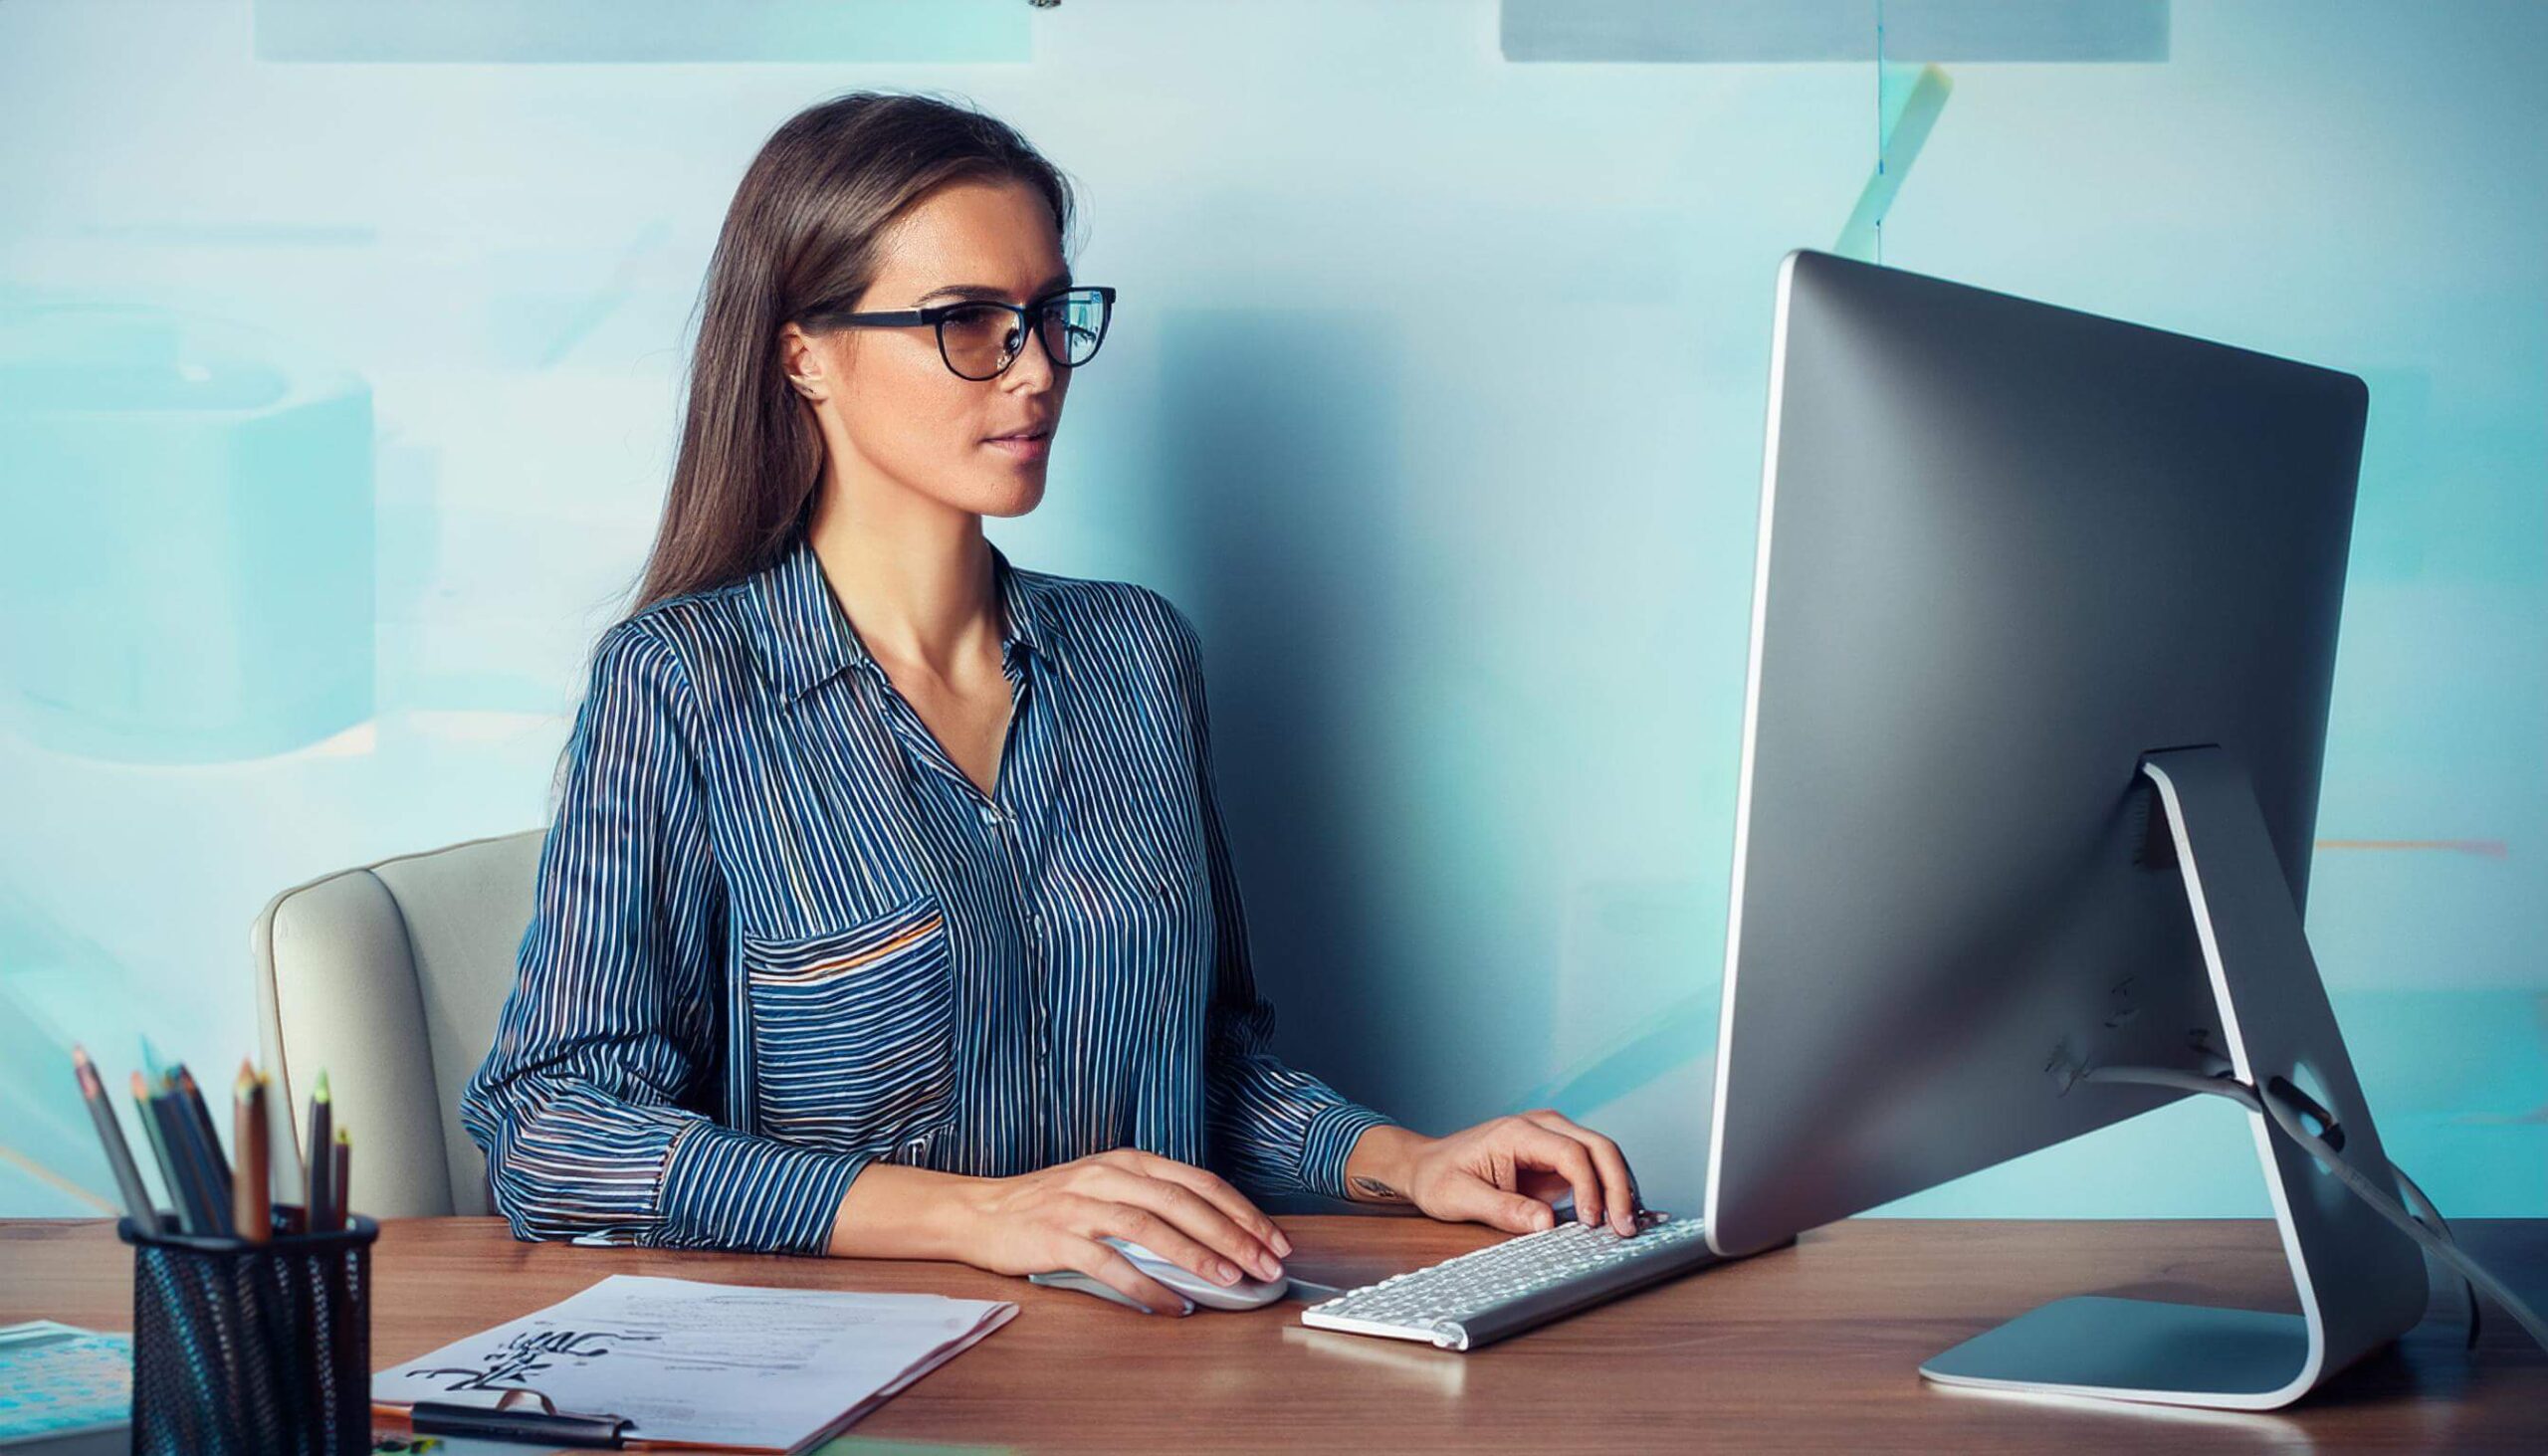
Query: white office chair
[{"left": 250, "top": 828, "right": 544, "bottom": 1217}]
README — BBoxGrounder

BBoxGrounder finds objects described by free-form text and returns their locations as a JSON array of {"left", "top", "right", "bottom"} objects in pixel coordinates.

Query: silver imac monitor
[{"left": 1700, "top": 249, "right": 2429, "bottom": 1409}]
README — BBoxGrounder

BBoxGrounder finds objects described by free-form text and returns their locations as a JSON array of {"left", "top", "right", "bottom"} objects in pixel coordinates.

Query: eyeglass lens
[{"left": 939, "top": 289, "right": 1108, "bottom": 378}]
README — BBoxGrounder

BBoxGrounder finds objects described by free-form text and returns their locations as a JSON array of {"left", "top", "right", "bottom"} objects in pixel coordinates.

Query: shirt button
[{"left": 977, "top": 803, "right": 998, "bottom": 825}]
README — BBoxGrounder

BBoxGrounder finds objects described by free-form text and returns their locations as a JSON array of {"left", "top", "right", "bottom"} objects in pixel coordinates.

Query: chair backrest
[{"left": 251, "top": 828, "right": 545, "bottom": 1217}]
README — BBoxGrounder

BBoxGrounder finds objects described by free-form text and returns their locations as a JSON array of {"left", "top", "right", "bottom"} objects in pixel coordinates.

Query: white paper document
[{"left": 372, "top": 1273, "right": 1017, "bottom": 1451}]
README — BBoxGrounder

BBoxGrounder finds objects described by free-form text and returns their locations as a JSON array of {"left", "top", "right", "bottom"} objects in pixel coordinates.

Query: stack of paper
[
  {"left": 0, "top": 1321, "right": 129, "bottom": 1456},
  {"left": 371, "top": 1274, "right": 1015, "bottom": 1453}
]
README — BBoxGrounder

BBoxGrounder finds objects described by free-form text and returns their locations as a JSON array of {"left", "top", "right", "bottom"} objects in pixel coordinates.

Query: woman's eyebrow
[{"left": 914, "top": 272, "right": 1072, "bottom": 305}]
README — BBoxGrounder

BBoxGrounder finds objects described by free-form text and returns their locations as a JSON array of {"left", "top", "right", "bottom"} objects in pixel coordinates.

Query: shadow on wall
[{"left": 1155, "top": 308, "right": 1416, "bottom": 1121}]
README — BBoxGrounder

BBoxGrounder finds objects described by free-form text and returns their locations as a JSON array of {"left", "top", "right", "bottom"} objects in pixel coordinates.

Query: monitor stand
[{"left": 1918, "top": 745, "right": 2430, "bottom": 1410}]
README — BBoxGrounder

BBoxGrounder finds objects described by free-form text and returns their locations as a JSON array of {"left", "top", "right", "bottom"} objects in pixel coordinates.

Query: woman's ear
[{"left": 776, "top": 321, "right": 829, "bottom": 402}]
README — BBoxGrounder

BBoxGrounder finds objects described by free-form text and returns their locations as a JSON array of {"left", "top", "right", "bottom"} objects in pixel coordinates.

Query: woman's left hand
[{"left": 1343, "top": 1113, "right": 1642, "bottom": 1237}]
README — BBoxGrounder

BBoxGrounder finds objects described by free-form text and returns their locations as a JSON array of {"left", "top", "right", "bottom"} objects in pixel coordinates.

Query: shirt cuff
[
  {"left": 655, "top": 1119, "right": 870, "bottom": 1255},
  {"left": 1298, "top": 1101, "right": 1398, "bottom": 1203}
]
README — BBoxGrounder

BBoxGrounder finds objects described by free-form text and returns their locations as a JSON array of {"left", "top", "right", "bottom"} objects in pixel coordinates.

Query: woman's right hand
[{"left": 828, "top": 1149, "right": 1291, "bottom": 1316}]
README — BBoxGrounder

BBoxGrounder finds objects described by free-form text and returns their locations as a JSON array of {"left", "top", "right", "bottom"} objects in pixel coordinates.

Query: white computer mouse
[{"left": 1026, "top": 1236, "right": 1289, "bottom": 1313}]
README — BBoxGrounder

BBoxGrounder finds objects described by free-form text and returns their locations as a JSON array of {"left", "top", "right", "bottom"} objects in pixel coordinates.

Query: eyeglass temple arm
[{"left": 801, "top": 307, "right": 932, "bottom": 327}]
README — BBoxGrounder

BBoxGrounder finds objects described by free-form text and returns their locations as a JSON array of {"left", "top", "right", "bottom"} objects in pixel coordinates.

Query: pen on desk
[
  {"left": 307, "top": 1070, "right": 334, "bottom": 1232},
  {"left": 327, "top": 1127, "right": 351, "bottom": 1232},
  {"left": 71, "top": 1045, "right": 159, "bottom": 1235},
  {"left": 129, "top": 1072, "right": 183, "bottom": 1234},
  {"left": 172, "top": 1063, "right": 234, "bottom": 1211},
  {"left": 234, "top": 1061, "right": 271, "bottom": 1245}
]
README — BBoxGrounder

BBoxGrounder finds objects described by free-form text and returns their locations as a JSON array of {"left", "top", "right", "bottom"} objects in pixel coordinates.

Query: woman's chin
[{"left": 969, "top": 473, "right": 1047, "bottom": 519}]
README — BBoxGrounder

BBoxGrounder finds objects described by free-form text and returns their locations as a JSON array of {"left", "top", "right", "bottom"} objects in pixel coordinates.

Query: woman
[{"left": 460, "top": 90, "right": 1641, "bottom": 1318}]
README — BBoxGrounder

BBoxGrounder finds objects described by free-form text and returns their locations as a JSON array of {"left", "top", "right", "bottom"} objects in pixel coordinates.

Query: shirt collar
[{"left": 751, "top": 533, "right": 1049, "bottom": 704}]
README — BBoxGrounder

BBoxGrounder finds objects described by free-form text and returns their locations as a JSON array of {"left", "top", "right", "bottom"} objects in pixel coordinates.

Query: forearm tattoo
[{"left": 1350, "top": 1174, "right": 1410, "bottom": 1203}]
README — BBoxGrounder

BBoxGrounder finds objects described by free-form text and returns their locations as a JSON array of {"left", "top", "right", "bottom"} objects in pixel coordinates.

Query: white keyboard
[{"left": 1298, "top": 1211, "right": 1719, "bottom": 1351}]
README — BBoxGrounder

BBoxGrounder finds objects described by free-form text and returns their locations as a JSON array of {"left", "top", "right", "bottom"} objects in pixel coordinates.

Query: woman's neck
[{"left": 802, "top": 482, "right": 1002, "bottom": 681}]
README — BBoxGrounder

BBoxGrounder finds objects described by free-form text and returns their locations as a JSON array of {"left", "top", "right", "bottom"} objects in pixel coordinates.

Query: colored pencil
[
  {"left": 128, "top": 1072, "right": 179, "bottom": 1233},
  {"left": 307, "top": 1070, "right": 334, "bottom": 1233},
  {"left": 327, "top": 1128, "right": 351, "bottom": 1232},
  {"left": 172, "top": 1064, "right": 234, "bottom": 1210},
  {"left": 173, "top": 1077, "right": 233, "bottom": 1236},
  {"left": 233, "top": 1062, "right": 270, "bottom": 1244},
  {"left": 71, "top": 1046, "right": 159, "bottom": 1235},
  {"left": 146, "top": 1082, "right": 217, "bottom": 1235}
]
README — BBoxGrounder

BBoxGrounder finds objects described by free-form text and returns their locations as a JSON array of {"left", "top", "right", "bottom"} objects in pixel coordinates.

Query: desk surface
[{"left": 5, "top": 1215, "right": 2542, "bottom": 1453}]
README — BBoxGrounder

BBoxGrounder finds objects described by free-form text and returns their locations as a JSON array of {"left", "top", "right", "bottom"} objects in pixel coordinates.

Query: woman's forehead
[{"left": 870, "top": 178, "right": 1064, "bottom": 296}]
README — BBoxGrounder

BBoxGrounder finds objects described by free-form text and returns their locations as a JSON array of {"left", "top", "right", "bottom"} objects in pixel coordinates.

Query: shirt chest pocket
[{"left": 741, "top": 893, "right": 958, "bottom": 1151}]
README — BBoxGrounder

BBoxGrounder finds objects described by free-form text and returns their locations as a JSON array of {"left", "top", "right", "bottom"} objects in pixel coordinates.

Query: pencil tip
[
  {"left": 335, "top": 1127, "right": 350, "bottom": 1144},
  {"left": 315, "top": 1069, "right": 331, "bottom": 1102}
]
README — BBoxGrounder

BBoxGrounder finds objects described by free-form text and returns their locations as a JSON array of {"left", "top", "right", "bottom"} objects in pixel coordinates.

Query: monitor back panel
[{"left": 1705, "top": 250, "right": 2368, "bottom": 1256}]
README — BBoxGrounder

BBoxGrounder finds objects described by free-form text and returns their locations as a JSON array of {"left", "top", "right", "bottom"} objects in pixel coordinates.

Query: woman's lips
[{"left": 984, "top": 433, "right": 1050, "bottom": 462}]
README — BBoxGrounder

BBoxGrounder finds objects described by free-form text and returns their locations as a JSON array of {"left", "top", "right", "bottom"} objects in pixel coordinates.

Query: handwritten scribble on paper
[{"left": 409, "top": 1328, "right": 655, "bottom": 1392}]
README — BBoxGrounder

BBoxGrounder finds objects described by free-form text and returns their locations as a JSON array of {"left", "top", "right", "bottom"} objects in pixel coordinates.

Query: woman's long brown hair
[
  {"left": 632, "top": 88, "right": 1079, "bottom": 615},
  {"left": 549, "top": 91, "right": 1077, "bottom": 806}
]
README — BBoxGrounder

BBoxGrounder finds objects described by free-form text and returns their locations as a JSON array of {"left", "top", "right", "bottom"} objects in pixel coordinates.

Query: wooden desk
[{"left": 5, "top": 1216, "right": 2541, "bottom": 1452}]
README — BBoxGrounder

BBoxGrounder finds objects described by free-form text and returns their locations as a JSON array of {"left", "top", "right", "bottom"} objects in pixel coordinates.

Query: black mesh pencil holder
[{"left": 116, "top": 1205, "right": 379, "bottom": 1456}]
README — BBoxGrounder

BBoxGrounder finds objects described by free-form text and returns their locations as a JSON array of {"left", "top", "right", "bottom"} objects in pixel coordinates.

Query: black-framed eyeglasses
[{"left": 795, "top": 285, "right": 1116, "bottom": 381}]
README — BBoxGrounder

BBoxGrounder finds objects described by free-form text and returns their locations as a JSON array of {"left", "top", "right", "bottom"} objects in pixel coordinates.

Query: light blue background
[{"left": 1, "top": 0, "right": 2539, "bottom": 1223}]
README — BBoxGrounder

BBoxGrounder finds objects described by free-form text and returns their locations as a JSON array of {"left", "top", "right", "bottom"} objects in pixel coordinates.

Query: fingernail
[
  {"left": 1580, "top": 1204, "right": 1597, "bottom": 1226},
  {"left": 1272, "top": 1229, "right": 1294, "bottom": 1257},
  {"left": 1214, "top": 1260, "right": 1240, "bottom": 1285},
  {"left": 1258, "top": 1255, "right": 1285, "bottom": 1281}
]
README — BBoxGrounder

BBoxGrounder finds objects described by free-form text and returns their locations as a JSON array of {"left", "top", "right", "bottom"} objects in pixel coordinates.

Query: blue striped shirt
[{"left": 459, "top": 532, "right": 1395, "bottom": 1254}]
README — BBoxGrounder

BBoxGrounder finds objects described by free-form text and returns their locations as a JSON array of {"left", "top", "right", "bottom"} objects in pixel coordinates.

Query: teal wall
[{"left": 1, "top": 0, "right": 2539, "bottom": 1222}]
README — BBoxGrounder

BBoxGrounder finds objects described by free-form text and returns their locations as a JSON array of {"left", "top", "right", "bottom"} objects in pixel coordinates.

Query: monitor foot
[
  {"left": 1915, "top": 748, "right": 2428, "bottom": 1412},
  {"left": 1921, "top": 1295, "right": 2328, "bottom": 1409}
]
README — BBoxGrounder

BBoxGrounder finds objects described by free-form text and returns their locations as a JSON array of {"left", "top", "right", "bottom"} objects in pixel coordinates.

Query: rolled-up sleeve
[
  {"left": 1158, "top": 598, "right": 1397, "bottom": 1200},
  {"left": 458, "top": 619, "right": 866, "bottom": 1254}
]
